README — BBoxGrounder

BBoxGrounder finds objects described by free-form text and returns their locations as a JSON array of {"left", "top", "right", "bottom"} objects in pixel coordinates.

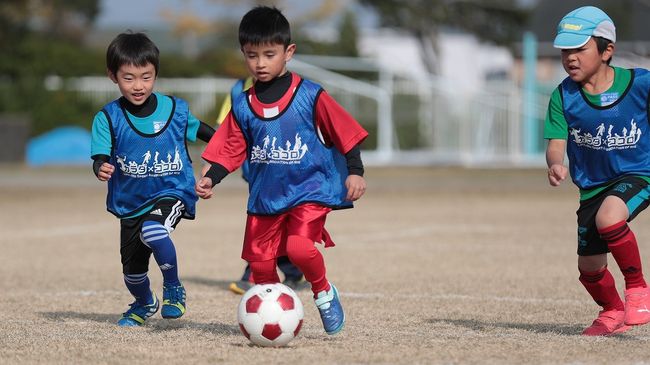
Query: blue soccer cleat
[
  {"left": 315, "top": 283, "right": 345, "bottom": 335},
  {"left": 161, "top": 284, "right": 186, "bottom": 319},
  {"left": 118, "top": 292, "right": 159, "bottom": 327}
]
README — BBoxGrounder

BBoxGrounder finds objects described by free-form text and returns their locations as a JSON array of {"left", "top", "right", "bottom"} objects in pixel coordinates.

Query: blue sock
[
  {"left": 141, "top": 221, "right": 180, "bottom": 287},
  {"left": 123, "top": 273, "right": 153, "bottom": 305}
]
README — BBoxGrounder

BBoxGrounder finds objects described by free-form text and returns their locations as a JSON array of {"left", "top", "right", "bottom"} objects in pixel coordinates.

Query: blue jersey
[
  {"left": 102, "top": 96, "right": 197, "bottom": 218},
  {"left": 232, "top": 78, "right": 351, "bottom": 215},
  {"left": 561, "top": 68, "right": 650, "bottom": 189}
]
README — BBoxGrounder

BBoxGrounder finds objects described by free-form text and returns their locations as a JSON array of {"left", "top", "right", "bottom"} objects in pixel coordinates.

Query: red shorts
[{"left": 242, "top": 203, "right": 335, "bottom": 261}]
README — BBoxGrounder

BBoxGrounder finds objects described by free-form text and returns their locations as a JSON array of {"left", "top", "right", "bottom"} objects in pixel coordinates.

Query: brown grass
[{"left": 2, "top": 166, "right": 650, "bottom": 365}]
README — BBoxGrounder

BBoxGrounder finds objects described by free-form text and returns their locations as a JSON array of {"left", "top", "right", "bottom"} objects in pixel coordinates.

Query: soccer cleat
[
  {"left": 229, "top": 280, "right": 254, "bottom": 295},
  {"left": 314, "top": 283, "right": 345, "bottom": 335},
  {"left": 161, "top": 284, "right": 186, "bottom": 319},
  {"left": 283, "top": 277, "right": 309, "bottom": 291},
  {"left": 117, "top": 293, "right": 159, "bottom": 327},
  {"left": 582, "top": 309, "right": 631, "bottom": 336},
  {"left": 624, "top": 286, "right": 650, "bottom": 325}
]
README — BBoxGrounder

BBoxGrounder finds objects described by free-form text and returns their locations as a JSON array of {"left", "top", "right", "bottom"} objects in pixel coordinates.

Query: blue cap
[{"left": 554, "top": 6, "right": 616, "bottom": 49}]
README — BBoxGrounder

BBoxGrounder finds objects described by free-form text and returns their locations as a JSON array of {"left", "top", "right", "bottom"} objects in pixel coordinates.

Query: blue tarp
[{"left": 26, "top": 126, "right": 91, "bottom": 166}]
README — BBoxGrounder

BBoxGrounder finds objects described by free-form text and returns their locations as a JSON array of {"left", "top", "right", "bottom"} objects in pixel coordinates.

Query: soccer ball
[{"left": 237, "top": 283, "right": 304, "bottom": 347}]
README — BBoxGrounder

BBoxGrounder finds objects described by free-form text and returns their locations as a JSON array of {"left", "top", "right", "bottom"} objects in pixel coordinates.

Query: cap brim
[{"left": 553, "top": 32, "right": 590, "bottom": 49}]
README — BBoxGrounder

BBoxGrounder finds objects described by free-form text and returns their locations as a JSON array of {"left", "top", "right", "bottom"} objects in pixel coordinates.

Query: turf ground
[{"left": 2, "top": 165, "right": 650, "bottom": 364}]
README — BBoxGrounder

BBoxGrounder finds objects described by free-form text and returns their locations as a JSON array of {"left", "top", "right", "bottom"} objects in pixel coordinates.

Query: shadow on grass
[
  {"left": 426, "top": 317, "right": 637, "bottom": 338},
  {"left": 40, "top": 311, "right": 240, "bottom": 335}
]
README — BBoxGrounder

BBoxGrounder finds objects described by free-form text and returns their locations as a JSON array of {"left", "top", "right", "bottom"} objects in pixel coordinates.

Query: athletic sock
[
  {"left": 141, "top": 221, "right": 180, "bottom": 287},
  {"left": 599, "top": 220, "right": 647, "bottom": 289},
  {"left": 123, "top": 272, "right": 154, "bottom": 305},
  {"left": 286, "top": 235, "right": 329, "bottom": 296},
  {"left": 579, "top": 266, "right": 624, "bottom": 311}
]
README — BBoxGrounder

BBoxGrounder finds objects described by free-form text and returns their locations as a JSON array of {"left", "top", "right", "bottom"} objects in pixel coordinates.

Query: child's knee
[{"left": 140, "top": 221, "right": 170, "bottom": 248}]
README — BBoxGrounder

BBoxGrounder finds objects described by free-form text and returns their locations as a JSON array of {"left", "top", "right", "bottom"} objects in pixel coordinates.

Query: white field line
[
  {"left": 339, "top": 223, "right": 505, "bottom": 244},
  {"left": 23, "top": 289, "right": 583, "bottom": 306}
]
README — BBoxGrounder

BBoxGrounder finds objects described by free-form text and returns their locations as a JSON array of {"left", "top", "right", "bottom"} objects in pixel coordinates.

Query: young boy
[
  {"left": 545, "top": 6, "right": 650, "bottom": 336},
  {"left": 91, "top": 32, "right": 215, "bottom": 326},
  {"left": 216, "top": 76, "right": 307, "bottom": 295},
  {"left": 196, "top": 6, "right": 368, "bottom": 335}
]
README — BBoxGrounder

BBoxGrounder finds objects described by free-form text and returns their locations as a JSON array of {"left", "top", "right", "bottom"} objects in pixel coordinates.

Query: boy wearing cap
[{"left": 545, "top": 6, "right": 650, "bottom": 336}]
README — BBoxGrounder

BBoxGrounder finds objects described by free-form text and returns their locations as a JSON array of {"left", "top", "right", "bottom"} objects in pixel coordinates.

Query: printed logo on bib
[
  {"left": 570, "top": 119, "right": 641, "bottom": 151},
  {"left": 153, "top": 121, "right": 166, "bottom": 133},
  {"left": 599, "top": 92, "right": 619, "bottom": 106},
  {"left": 116, "top": 147, "right": 184, "bottom": 177},
  {"left": 250, "top": 133, "right": 308, "bottom": 165}
]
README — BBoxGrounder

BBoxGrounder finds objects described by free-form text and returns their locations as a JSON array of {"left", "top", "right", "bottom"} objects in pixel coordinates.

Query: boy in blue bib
[
  {"left": 91, "top": 32, "right": 215, "bottom": 326},
  {"left": 545, "top": 6, "right": 650, "bottom": 336}
]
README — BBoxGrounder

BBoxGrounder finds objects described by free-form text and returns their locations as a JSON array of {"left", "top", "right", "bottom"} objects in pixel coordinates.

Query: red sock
[
  {"left": 579, "top": 266, "right": 624, "bottom": 311},
  {"left": 249, "top": 259, "right": 280, "bottom": 284},
  {"left": 286, "top": 235, "right": 330, "bottom": 296},
  {"left": 599, "top": 220, "right": 647, "bottom": 289}
]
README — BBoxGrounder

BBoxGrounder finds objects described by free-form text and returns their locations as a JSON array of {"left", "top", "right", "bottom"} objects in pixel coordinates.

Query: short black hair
[
  {"left": 593, "top": 36, "right": 613, "bottom": 65},
  {"left": 239, "top": 6, "right": 291, "bottom": 48},
  {"left": 106, "top": 32, "right": 160, "bottom": 77}
]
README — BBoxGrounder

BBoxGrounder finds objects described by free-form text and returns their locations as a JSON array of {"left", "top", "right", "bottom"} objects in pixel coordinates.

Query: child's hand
[
  {"left": 195, "top": 177, "right": 214, "bottom": 199},
  {"left": 97, "top": 163, "right": 115, "bottom": 182},
  {"left": 345, "top": 175, "right": 366, "bottom": 201},
  {"left": 548, "top": 164, "right": 568, "bottom": 186}
]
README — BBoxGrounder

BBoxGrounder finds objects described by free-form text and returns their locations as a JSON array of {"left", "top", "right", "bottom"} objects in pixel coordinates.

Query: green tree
[
  {"left": 0, "top": 0, "right": 102, "bottom": 136},
  {"left": 359, "top": 0, "right": 529, "bottom": 74},
  {"left": 337, "top": 11, "right": 359, "bottom": 57}
]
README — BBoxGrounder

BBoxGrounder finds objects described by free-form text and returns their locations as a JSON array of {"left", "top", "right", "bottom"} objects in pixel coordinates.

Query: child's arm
[
  {"left": 344, "top": 145, "right": 366, "bottom": 201},
  {"left": 196, "top": 121, "right": 215, "bottom": 143},
  {"left": 92, "top": 155, "right": 115, "bottom": 182},
  {"left": 546, "top": 139, "right": 568, "bottom": 186}
]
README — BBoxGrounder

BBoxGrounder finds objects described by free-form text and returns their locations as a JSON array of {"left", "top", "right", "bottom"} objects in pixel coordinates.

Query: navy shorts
[
  {"left": 119, "top": 199, "right": 185, "bottom": 274},
  {"left": 576, "top": 176, "right": 650, "bottom": 256}
]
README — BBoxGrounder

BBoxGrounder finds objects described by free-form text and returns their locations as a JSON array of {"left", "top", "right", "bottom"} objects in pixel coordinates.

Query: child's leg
[
  {"left": 277, "top": 256, "right": 303, "bottom": 281},
  {"left": 249, "top": 259, "right": 280, "bottom": 284},
  {"left": 120, "top": 218, "right": 155, "bottom": 305},
  {"left": 596, "top": 196, "right": 646, "bottom": 289},
  {"left": 123, "top": 272, "right": 154, "bottom": 305},
  {"left": 118, "top": 218, "right": 159, "bottom": 326},
  {"left": 598, "top": 223, "right": 646, "bottom": 289},
  {"left": 141, "top": 220, "right": 180, "bottom": 286},
  {"left": 285, "top": 235, "right": 329, "bottom": 295},
  {"left": 578, "top": 257, "right": 624, "bottom": 312}
]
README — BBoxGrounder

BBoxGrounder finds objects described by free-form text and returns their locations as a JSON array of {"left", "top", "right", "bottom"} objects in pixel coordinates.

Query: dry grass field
[{"left": 3, "top": 165, "right": 650, "bottom": 364}]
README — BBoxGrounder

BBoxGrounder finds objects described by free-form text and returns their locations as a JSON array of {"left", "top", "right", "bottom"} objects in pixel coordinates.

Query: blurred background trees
[{"left": 0, "top": 0, "right": 368, "bottom": 136}]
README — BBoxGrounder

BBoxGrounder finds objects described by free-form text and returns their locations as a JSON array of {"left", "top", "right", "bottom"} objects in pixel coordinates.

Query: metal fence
[{"left": 46, "top": 56, "right": 550, "bottom": 167}]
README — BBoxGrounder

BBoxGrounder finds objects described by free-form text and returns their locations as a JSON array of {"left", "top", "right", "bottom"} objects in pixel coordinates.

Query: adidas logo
[
  {"left": 159, "top": 263, "right": 175, "bottom": 270},
  {"left": 150, "top": 209, "right": 163, "bottom": 216}
]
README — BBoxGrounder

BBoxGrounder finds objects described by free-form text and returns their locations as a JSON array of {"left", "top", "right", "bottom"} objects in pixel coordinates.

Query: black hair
[
  {"left": 239, "top": 6, "right": 291, "bottom": 48},
  {"left": 593, "top": 36, "right": 613, "bottom": 65},
  {"left": 106, "top": 31, "right": 160, "bottom": 77}
]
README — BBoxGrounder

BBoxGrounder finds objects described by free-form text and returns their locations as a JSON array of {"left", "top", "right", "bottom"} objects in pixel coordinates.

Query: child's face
[
  {"left": 108, "top": 62, "right": 156, "bottom": 105},
  {"left": 241, "top": 42, "right": 296, "bottom": 82},
  {"left": 560, "top": 37, "right": 613, "bottom": 84}
]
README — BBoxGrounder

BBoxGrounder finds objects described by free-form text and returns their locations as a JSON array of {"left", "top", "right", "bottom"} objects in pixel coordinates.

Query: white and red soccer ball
[{"left": 237, "top": 283, "right": 304, "bottom": 347}]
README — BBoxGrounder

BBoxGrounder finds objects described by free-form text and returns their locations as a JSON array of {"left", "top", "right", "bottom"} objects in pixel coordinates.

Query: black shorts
[
  {"left": 576, "top": 176, "right": 650, "bottom": 256},
  {"left": 120, "top": 199, "right": 185, "bottom": 274}
]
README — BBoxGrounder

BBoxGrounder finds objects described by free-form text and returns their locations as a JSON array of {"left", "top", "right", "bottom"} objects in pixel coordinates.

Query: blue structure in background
[
  {"left": 26, "top": 126, "right": 90, "bottom": 166},
  {"left": 522, "top": 31, "right": 539, "bottom": 156}
]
